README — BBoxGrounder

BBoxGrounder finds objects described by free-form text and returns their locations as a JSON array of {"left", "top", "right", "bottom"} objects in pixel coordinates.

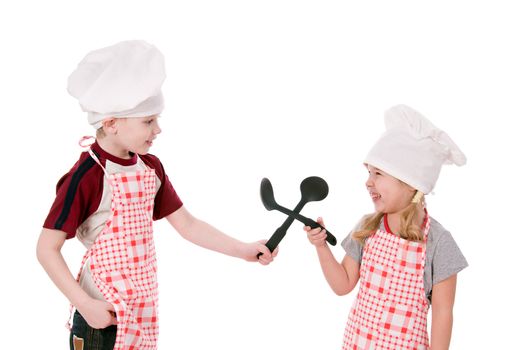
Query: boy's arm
[
  {"left": 36, "top": 228, "right": 117, "bottom": 329},
  {"left": 165, "top": 206, "right": 277, "bottom": 265},
  {"left": 430, "top": 274, "right": 457, "bottom": 350}
]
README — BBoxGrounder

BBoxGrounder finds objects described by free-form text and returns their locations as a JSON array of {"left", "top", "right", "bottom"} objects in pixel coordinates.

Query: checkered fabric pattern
[
  {"left": 72, "top": 167, "right": 159, "bottom": 350},
  {"left": 342, "top": 216, "right": 431, "bottom": 350},
  {"left": 397, "top": 241, "right": 423, "bottom": 272},
  {"left": 363, "top": 263, "right": 392, "bottom": 296}
]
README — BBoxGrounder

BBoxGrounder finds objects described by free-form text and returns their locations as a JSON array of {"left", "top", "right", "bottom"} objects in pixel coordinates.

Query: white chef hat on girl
[
  {"left": 67, "top": 40, "right": 166, "bottom": 129},
  {"left": 364, "top": 104, "right": 466, "bottom": 194}
]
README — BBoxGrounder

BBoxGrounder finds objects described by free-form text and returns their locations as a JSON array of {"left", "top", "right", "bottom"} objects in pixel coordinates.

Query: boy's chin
[{"left": 129, "top": 146, "right": 150, "bottom": 155}]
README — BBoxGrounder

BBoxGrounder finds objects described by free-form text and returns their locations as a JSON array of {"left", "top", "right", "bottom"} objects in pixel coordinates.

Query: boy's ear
[{"left": 102, "top": 118, "right": 118, "bottom": 135}]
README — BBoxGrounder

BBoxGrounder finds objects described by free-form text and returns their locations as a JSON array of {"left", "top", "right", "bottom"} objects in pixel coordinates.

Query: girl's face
[
  {"left": 114, "top": 115, "right": 162, "bottom": 155},
  {"left": 365, "top": 164, "right": 415, "bottom": 214}
]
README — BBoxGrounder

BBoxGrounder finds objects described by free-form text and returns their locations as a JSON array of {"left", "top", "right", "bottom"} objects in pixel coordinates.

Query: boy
[{"left": 36, "top": 40, "right": 276, "bottom": 350}]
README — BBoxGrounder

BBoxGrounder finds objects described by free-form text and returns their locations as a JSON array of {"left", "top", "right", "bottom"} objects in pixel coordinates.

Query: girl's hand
[
  {"left": 304, "top": 217, "right": 328, "bottom": 247},
  {"left": 243, "top": 240, "right": 278, "bottom": 265},
  {"left": 77, "top": 298, "right": 118, "bottom": 329}
]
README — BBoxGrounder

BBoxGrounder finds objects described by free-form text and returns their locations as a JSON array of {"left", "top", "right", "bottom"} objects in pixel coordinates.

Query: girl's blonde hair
[{"left": 352, "top": 195, "right": 425, "bottom": 245}]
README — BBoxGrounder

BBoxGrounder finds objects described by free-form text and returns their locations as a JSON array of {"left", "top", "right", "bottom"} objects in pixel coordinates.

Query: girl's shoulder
[
  {"left": 426, "top": 216, "right": 468, "bottom": 284},
  {"left": 427, "top": 216, "right": 457, "bottom": 248}
]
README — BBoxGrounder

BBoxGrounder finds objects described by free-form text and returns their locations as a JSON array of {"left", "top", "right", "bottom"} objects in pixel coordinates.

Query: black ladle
[
  {"left": 259, "top": 176, "right": 336, "bottom": 257},
  {"left": 260, "top": 178, "right": 337, "bottom": 246}
]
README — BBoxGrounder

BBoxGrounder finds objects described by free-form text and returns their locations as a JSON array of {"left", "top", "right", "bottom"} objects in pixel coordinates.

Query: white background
[{"left": 1, "top": 1, "right": 525, "bottom": 349}]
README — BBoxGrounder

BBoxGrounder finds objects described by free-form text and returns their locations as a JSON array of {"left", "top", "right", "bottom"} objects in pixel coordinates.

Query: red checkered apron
[
  {"left": 342, "top": 214, "right": 431, "bottom": 350},
  {"left": 70, "top": 140, "right": 160, "bottom": 349}
]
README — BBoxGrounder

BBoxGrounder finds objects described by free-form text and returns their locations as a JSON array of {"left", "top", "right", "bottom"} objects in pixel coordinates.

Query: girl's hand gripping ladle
[
  {"left": 258, "top": 176, "right": 337, "bottom": 257},
  {"left": 260, "top": 178, "right": 337, "bottom": 246}
]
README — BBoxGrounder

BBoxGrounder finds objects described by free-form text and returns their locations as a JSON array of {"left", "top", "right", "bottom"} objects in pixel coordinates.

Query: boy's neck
[{"left": 96, "top": 137, "right": 133, "bottom": 160}]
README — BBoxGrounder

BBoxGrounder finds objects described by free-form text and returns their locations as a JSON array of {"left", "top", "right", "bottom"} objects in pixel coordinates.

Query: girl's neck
[
  {"left": 385, "top": 206, "right": 426, "bottom": 234},
  {"left": 386, "top": 213, "right": 402, "bottom": 234}
]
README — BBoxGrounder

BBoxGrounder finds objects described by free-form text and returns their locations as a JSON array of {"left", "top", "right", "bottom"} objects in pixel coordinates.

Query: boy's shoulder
[
  {"left": 45, "top": 151, "right": 105, "bottom": 238},
  {"left": 139, "top": 152, "right": 162, "bottom": 165},
  {"left": 138, "top": 152, "right": 167, "bottom": 178},
  {"left": 55, "top": 150, "right": 101, "bottom": 191}
]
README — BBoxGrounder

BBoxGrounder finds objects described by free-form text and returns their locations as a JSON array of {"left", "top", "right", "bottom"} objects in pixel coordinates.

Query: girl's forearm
[
  {"left": 315, "top": 245, "right": 353, "bottom": 295},
  {"left": 430, "top": 308, "right": 453, "bottom": 350}
]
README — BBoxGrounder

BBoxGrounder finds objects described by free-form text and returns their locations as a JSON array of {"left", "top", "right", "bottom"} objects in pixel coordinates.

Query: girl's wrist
[{"left": 315, "top": 242, "right": 330, "bottom": 251}]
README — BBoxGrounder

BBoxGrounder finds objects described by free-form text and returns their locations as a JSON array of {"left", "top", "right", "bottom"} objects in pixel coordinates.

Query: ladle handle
[
  {"left": 257, "top": 203, "right": 302, "bottom": 258},
  {"left": 264, "top": 226, "right": 287, "bottom": 253},
  {"left": 304, "top": 219, "right": 337, "bottom": 246},
  {"left": 276, "top": 208, "right": 337, "bottom": 246}
]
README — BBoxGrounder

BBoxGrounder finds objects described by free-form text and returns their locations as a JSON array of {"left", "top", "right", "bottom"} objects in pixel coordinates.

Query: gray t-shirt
[{"left": 341, "top": 216, "right": 468, "bottom": 304}]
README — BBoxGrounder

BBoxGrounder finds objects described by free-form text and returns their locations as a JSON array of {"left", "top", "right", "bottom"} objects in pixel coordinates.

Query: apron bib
[
  {"left": 71, "top": 139, "right": 159, "bottom": 350},
  {"left": 342, "top": 215, "right": 430, "bottom": 350}
]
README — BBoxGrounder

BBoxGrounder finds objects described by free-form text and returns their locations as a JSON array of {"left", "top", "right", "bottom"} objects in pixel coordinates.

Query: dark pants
[{"left": 70, "top": 310, "right": 117, "bottom": 350}]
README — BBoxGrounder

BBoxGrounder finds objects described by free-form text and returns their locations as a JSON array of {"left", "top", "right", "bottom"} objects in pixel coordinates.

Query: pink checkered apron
[
  {"left": 71, "top": 139, "right": 160, "bottom": 349},
  {"left": 342, "top": 214, "right": 431, "bottom": 350}
]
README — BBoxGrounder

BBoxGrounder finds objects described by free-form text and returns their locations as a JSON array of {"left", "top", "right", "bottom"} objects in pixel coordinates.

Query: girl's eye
[{"left": 376, "top": 172, "right": 382, "bottom": 175}]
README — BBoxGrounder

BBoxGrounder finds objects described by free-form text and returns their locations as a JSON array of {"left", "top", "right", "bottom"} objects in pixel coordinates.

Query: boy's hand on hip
[
  {"left": 244, "top": 240, "right": 278, "bottom": 265},
  {"left": 77, "top": 298, "right": 118, "bottom": 329}
]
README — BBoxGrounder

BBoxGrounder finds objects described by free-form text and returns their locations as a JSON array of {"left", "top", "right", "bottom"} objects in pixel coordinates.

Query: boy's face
[
  {"left": 364, "top": 164, "right": 415, "bottom": 215},
  {"left": 114, "top": 115, "right": 162, "bottom": 155}
]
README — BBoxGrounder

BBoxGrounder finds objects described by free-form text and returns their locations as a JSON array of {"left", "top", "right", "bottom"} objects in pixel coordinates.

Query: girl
[{"left": 305, "top": 105, "right": 467, "bottom": 350}]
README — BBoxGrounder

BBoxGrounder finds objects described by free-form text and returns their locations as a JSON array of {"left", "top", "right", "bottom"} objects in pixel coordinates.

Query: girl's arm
[
  {"left": 36, "top": 228, "right": 117, "bottom": 329},
  {"left": 165, "top": 205, "right": 277, "bottom": 265},
  {"left": 430, "top": 274, "right": 457, "bottom": 350},
  {"left": 305, "top": 218, "right": 360, "bottom": 296}
]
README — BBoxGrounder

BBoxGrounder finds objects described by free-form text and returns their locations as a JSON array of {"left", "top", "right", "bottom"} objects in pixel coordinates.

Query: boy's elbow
[
  {"left": 36, "top": 235, "right": 49, "bottom": 265},
  {"left": 36, "top": 240, "right": 47, "bottom": 266},
  {"left": 36, "top": 228, "right": 66, "bottom": 264}
]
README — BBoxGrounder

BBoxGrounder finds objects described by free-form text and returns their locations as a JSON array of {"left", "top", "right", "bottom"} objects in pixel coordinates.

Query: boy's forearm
[
  {"left": 37, "top": 231, "right": 92, "bottom": 308},
  {"left": 182, "top": 219, "right": 245, "bottom": 258},
  {"left": 430, "top": 308, "right": 453, "bottom": 350}
]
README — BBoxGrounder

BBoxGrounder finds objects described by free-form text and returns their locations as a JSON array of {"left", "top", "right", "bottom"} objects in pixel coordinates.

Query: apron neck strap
[{"left": 79, "top": 136, "right": 111, "bottom": 178}]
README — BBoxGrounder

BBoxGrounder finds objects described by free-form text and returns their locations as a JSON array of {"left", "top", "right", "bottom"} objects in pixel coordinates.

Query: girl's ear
[{"left": 102, "top": 118, "right": 118, "bottom": 135}]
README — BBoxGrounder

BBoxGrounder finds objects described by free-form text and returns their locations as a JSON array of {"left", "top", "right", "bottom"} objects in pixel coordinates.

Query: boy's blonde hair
[
  {"left": 96, "top": 127, "right": 106, "bottom": 139},
  {"left": 352, "top": 199, "right": 424, "bottom": 244}
]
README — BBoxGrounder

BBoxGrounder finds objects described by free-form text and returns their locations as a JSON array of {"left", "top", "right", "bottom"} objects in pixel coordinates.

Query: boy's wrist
[
  {"left": 71, "top": 291, "right": 92, "bottom": 310},
  {"left": 236, "top": 240, "right": 250, "bottom": 259}
]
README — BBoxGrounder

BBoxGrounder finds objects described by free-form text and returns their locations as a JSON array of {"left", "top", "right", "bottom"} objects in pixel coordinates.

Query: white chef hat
[
  {"left": 67, "top": 40, "right": 166, "bottom": 129},
  {"left": 364, "top": 104, "right": 466, "bottom": 194}
]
